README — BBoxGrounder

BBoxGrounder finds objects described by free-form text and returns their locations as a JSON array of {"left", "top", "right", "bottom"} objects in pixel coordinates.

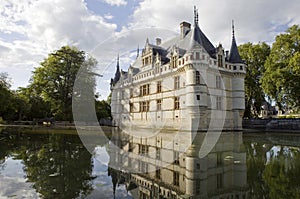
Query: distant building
[
  {"left": 259, "top": 101, "right": 278, "bottom": 119},
  {"left": 111, "top": 7, "right": 246, "bottom": 131}
]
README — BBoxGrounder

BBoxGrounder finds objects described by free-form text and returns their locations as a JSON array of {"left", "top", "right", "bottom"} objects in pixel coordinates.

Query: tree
[
  {"left": 261, "top": 25, "right": 300, "bottom": 111},
  {"left": 0, "top": 72, "right": 26, "bottom": 121},
  {"left": 238, "top": 42, "right": 270, "bottom": 118},
  {"left": 0, "top": 72, "right": 13, "bottom": 120},
  {"left": 30, "top": 46, "right": 97, "bottom": 121},
  {"left": 0, "top": 132, "right": 95, "bottom": 198},
  {"left": 95, "top": 100, "right": 111, "bottom": 119},
  {"left": 17, "top": 86, "right": 51, "bottom": 120}
]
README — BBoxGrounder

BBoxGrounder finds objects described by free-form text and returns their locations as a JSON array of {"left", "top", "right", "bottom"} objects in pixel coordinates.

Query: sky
[{"left": 1, "top": 0, "right": 300, "bottom": 99}]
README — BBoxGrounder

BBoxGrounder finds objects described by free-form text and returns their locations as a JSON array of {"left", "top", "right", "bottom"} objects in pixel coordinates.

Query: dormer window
[
  {"left": 171, "top": 55, "right": 178, "bottom": 68},
  {"left": 196, "top": 52, "right": 200, "bottom": 60},
  {"left": 218, "top": 54, "right": 223, "bottom": 67}
]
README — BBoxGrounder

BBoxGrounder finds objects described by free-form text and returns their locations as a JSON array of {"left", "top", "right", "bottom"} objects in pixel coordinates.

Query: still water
[{"left": 0, "top": 127, "right": 300, "bottom": 198}]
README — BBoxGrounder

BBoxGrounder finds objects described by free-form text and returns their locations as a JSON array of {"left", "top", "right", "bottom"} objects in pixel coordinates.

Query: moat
[{"left": 1, "top": 127, "right": 300, "bottom": 198}]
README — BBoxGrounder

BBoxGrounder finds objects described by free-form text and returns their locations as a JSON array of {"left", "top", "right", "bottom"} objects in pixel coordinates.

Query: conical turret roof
[
  {"left": 189, "top": 6, "right": 216, "bottom": 58},
  {"left": 228, "top": 20, "right": 243, "bottom": 64}
]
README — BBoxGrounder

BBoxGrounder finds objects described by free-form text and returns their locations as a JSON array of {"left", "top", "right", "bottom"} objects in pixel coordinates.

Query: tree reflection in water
[
  {"left": 245, "top": 134, "right": 300, "bottom": 198},
  {"left": 0, "top": 129, "right": 95, "bottom": 198},
  {"left": 2, "top": 128, "right": 300, "bottom": 198}
]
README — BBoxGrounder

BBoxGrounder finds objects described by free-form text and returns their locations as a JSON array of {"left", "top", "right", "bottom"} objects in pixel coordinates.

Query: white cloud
[
  {"left": 102, "top": 0, "right": 127, "bottom": 6},
  {"left": 104, "top": 13, "right": 114, "bottom": 20},
  {"left": 1, "top": 0, "right": 300, "bottom": 93},
  {"left": 128, "top": 0, "right": 300, "bottom": 49},
  {"left": 0, "top": 0, "right": 117, "bottom": 88}
]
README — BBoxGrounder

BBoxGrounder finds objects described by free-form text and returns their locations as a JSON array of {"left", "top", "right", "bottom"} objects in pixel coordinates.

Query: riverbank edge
[{"left": 0, "top": 124, "right": 115, "bottom": 135}]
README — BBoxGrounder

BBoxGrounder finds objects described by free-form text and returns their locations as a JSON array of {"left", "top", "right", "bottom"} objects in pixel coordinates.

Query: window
[
  {"left": 173, "top": 171, "right": 180, "bottom": 186},
  {"left": 216, "top": 96, "right": 222, "bottom": 110},
  {"left": 157, "top": 81, "right": 162, "bottom": 93},
  {"left": 156, "top": 168, "right": 161, "bottom": 179},
  {"left": 139, "top": 144, "right": 149, "bottom": 155},
  {"left": 140, "top": 84, "right": 150, "bottom": 96},
  {"left": 174, "top": 76, "right": 180, "bottom": 89},
  {"left": 240, "top": 65, "right": 243, "bottom": 70},
  {"left": 196, "top": 71, "right": 200, "bottom": 84},
  {"left": 216, "top": 76, "right": 222, "bottom": 89},
  {"left": 128, "top": 143, "right": 133, "bottom": 152},
  {"left": 218, "top": 54, "right": 223, "bottom": 67},
  {"left": 233, "top": 65, "right": 237, "bottom": 70},
  {"left": 140, "top": 101, "right": 150, "bottom": 112},
  {"left": 129, "top": 103, "right": 133, "bottom": 113},
  {"left": 156, "top": 147, "right": 161, "bottom": 160},
  {"left": 157, "top": 99, "right": 162, "bottom": 111},
  {"left": 139, "top": 86, "right": 142, "bottom": 96},
  {"left": 172, "top": 55, "right": 177, "bottom": 68},
  {"left": 140, "top": 161, "right": 148, "bottom": 173},
  {"left": 196, "top": 52, "right": 200, "bottom": 60},
  {"left": 143, "top": 101, "right": 147, "bottom": 112},
  {"left": 173, "top": 151, "right": 179, "bottom": 165},
  {"left": 196, "top": 95, "right": 200, "bottom": 100},
  {"left": 174, "top": 97, "right": 180, "bottom": 110}
]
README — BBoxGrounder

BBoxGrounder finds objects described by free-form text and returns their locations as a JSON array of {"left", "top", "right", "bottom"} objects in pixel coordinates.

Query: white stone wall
[{"left": 111, "top": 49, "right": 246, "bottom": 130}]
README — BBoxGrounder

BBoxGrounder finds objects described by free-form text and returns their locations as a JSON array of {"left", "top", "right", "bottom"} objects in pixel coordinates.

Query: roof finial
[
  {"left": 117, "top": 53, "right": 119, "bottom": 66},
  {"left": 194, "top": 6, "right": 199, "bottom": 25},
  {"left": 232, "top": 20, "right": 235, "bottom": 37}
]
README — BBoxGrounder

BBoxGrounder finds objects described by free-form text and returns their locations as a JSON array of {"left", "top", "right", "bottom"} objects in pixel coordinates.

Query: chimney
[
  {"left": 180, "top": 21, "right": 191, "bottom": 38},
  {"left": 156, "top": 38, "right": 162, "bottom": 46},
  {"left": 225, "top": 50, "right": 229, "bottom": 59}
]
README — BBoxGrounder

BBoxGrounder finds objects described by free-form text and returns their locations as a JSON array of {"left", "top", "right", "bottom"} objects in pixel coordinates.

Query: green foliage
[
  {"left": 245, "top": 141, "right": 270, "bottom": 197},
  {"left": 16, "top": 86, "right": 51, "bottom": 120},
  {"left": 30, "top": 46, "right": 97, "bottom": 121},
  {"left": 0, "top": 72, "right": 27, "bottom": 121},
  {"left": 239, "top": 42, "right": 270, "bottom": 118},
  {"left": 261, "top": 25, "right": 300, "bottom": 110},
  {"left": 95, "top": 100, "right": 111, "bottom": 119},
  {"left": 263, "top": 147, "right": 300, "bottom": 198},
  {"left": 245, "top": 139, "right": 300, "bottom": 198}
]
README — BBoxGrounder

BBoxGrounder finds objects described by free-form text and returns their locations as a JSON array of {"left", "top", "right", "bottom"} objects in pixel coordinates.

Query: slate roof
[
  {"left": 228, "top": 23, "right": 244, "bottom": 64},
  {"left": 190, "top": 24, "right": 216, "bottom": 58}
]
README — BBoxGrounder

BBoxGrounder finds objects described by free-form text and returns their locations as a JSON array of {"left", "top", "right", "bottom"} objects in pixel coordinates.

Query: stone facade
[{"left": 111, "top": 7, "right": 246, "bottom": 131}]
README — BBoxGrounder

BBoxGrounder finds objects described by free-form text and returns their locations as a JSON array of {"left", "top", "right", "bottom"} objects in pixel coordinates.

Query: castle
[{"left": 110, "top": 7, "right": 246, "bottom": 131}]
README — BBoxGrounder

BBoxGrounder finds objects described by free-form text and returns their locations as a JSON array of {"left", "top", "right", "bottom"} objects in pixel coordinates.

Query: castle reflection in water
[{"left": 107, "top": 129, "right": 248, "bottom": 199}]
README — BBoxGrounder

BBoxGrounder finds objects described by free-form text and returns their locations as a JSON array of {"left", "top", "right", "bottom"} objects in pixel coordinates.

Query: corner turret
[
  {"left": 111, "top": 55, "right": 121, "bottom": 86},
  {"left": 228, "top": 20, "right": 243, "bottom": 64}
]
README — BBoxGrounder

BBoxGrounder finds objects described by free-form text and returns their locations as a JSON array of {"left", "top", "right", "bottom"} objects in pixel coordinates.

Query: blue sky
[{"left": 0, "top": 0, "right": 300, "bottom": 99}]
